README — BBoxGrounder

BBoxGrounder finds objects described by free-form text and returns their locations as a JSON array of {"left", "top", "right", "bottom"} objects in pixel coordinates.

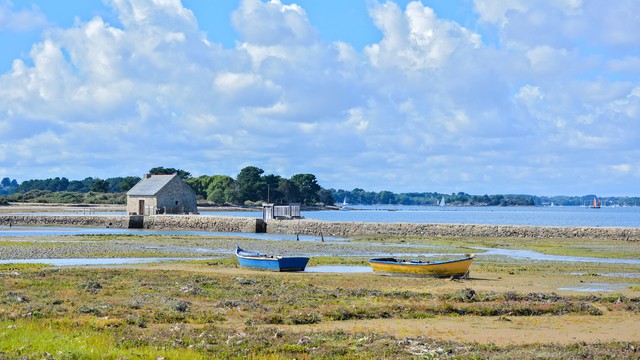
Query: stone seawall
[
  {"left": 0, "top": 215, "right": 264, "bottom": 233},
  {"left": 142, "top": 216, "right": 264, "bottom": 233},
  {"left": 265, "top": 219, "right": 640, "bottom": 241},
  {"left": 1, "top": 215, "right": 130, "bottom": 228},
  {"left": 2, "top": 215, "right": 639, "bottom": 241}
]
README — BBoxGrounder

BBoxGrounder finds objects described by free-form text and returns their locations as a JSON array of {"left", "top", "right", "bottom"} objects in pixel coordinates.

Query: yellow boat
[{"left": 369, "top": 254, "right": 475, "bottom": 277}]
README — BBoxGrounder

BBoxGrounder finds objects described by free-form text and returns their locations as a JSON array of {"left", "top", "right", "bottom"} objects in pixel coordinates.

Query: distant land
[{"left": 1, "top": 168, "right": 639, "bottom": 207}]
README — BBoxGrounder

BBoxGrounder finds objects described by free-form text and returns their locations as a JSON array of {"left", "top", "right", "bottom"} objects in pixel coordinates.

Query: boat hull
[
  {"left": 369, "top": 256, "right": 474, "bottom": 277},
  {"left": 236, "top": 256, "right": 310, "bottom": 272},
  {"left": 235, "top": 245, "right": 309, "bottom": 272}
]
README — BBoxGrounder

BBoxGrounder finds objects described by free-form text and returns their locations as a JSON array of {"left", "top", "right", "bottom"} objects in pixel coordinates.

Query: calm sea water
[
  {"left": 203, "top": 205, "right": 640, "bottom": 228},
  {"left": 5, "top": 205, "right": 640, "bottom": 228}
]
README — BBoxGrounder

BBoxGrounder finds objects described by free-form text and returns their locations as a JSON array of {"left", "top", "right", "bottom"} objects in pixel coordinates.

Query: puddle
[
  {"left": 558, "top": 283, "right": 630, "bottom": 292},
  {"left": 474, "top": 247, "right": 640, "bottom": 265},
  {"left": 305, "top": 265, "right": 372, "bottom": 273},
  {"left": 571, "top": 272, "right": 640, "bottom": 279},
  {"left": 0, "top": 257, "right": 212, "bottom": 266},
  {"left": 0, "top": 226, "right": 344, "bottom": 242}
]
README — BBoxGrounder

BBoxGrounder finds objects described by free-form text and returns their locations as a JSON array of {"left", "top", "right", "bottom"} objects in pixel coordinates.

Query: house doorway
[{"left": 138, "top": 199, "right": 145, "bottom": 215}]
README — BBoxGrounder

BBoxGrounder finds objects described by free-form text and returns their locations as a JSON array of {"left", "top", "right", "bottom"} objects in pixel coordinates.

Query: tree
[
  {"left": 277, "top": 179, "right": 301, "bottom": 203},
  {"left": 290, "top": 173, "right": 320, "bottom": 205},
  {"left": 67, "top": 178, "right": 91, "bottom": 192},
  {"left": 318, "top": 189, "right": 335, "bottom": 206},
  {"left": 118, "top": 176, "right": 141, "bottom": 192},
  {"left": 50, "top": 177, "right": 69, "bottom": 192},
  {"left": 235, "top": 166, "right": 265, "bottom": 202},
  {"left": 90, "top": 179, "right": 110, "bottom": 193},
  {"left": 187, "top": 175, "right": 215, "bottom": 198},
  {"left": 149, "top": 167, "right": 191, "bottom": 180},
  {"left": 207, "top": 188, "right": 225, "bottom": 204},
  {"left": 262, "top": 174, "right": 283, "bottom": 203},
  {"left": 206, "top": 175, "right": 235, "bottom": 204},
  {"left": 376, "top": 190, "right": 396, "bottom": 205},
  {"left": 0, "top": 177, "right": 18, "bottom": 195}
]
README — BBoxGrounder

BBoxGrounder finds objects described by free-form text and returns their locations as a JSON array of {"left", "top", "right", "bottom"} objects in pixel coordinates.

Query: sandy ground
[
  {"left": 275, "top": 314, "right": 640, "bottom": 345},
  {"left": 142, "top": 263, "right": 640, "bottom": 345}
]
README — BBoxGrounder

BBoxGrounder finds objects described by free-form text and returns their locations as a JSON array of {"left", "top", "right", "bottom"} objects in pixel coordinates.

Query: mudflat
[{"left": 1, "top": 228, "right": 639, "bottom": 358}]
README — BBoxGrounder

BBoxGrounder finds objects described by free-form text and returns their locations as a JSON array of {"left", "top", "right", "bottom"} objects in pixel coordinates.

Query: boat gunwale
[
  {"left": 368, "top": 255, "right": 475, "bottom": 267},
  {"left": 235, "top": 245, "right": 309, "bottom": 262}
]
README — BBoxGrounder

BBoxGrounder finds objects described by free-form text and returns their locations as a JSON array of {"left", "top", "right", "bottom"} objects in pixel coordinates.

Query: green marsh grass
[
  {"left": 1, "top": 263, "right": 639, "bottom": 358},
  {"left": 1, "top": 232, "right": 640, "bottom": 358}
]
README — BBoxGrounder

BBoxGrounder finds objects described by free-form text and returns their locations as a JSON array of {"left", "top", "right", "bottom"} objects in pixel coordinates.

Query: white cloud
[
  {"left": 366, "top": 1, "right": 481, "bottom": 70},
  {"left": 474, "top": 0, "right": 640, "bottom": 52},
  {"left": 231, "top": 0, "right": 318, "bottom": 46},
  {"left": 608, "top": 57, "right": 640, "bottom": 73},
  {"left": 0, "top": 0, "right": 638, "bottom": 195},
  {"left": 515, "top": 85, "right": 543, "bottom": 105},
  {"left": 0, "top": 1, "right": 49, "bottom": 31}
]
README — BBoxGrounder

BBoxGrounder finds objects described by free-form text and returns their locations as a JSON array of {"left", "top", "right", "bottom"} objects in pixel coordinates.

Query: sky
[{"left": 0, "top": 0, "right": 639, "bottom": 196}]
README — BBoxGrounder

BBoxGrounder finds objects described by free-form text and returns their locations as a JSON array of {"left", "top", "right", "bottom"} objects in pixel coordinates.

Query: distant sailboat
[
  {"left": 339, "top": 196, "right": 350, "bottom": 210},
  {"left": 439, "top": 196, "right": 445, "bottom": 207},
  {"left": 590, "top": 196, "right": 601, "bottom": 209}
]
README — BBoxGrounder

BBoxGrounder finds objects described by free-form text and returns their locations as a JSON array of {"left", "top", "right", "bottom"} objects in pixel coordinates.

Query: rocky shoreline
[{"left": 1, "top": 213, "right": 639, "bottom": 241}]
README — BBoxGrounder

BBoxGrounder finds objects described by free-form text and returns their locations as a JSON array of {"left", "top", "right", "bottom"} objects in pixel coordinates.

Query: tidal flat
[{"left": 1, "top": 233, "right": 640, "bottom": 359}]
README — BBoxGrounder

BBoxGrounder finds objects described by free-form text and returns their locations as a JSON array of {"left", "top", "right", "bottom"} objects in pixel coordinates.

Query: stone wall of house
[
  {"left": 126, "top": 196, "right": 157, "bottom": 215},
  {"left": 1, "top": 214, "right": 639, "bottom": 241},
  {"left": 156, "top": 177, "right": 197, "bottom": 214},
  {"left": 126, "top": 176, "right": 197, "bottom": 215}
]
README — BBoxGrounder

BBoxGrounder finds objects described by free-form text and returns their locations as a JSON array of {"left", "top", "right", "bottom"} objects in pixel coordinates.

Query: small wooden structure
[
  {"left": 126, "top": 174, "right": 198, "bottom": 215},
  {"left": 262, "top": 203, "right": 302, "bottom": 221}
]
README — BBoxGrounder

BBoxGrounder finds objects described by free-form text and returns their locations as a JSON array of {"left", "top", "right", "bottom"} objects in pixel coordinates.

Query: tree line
[
  {"left": 333, "top": 189, "right": 536, "bottom": 206},
  {"left": 2, "top": 168, "right": 639, "bottom": 207},
  {"left": 184, "top": 166, "right": 332, "bottom": 206},
  {"left": 0, "top": 166, "right": 333, "bottom": 206}
]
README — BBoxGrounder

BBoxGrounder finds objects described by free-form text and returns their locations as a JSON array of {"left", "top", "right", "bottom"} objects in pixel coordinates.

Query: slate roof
[{"left": 126, "top": 175, "right": 176, "bottom": 196}]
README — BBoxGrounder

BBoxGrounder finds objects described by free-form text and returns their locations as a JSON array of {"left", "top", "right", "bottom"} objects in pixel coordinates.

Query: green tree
[
  {"left": 149, "top": 167, "right": 191, "bottom": 180},
  {"left": 206, "top": 175, "right": 235, "bottom": 204},
  {"left": 0, "top": 177, "right": 18, "bottom": 195},
  {"left": 235, "top": 166, "right": 265, "bottom": 202},
  {"left": 187, "top": 175, "right": 215, "bottom": 198},
  {"left": 90, "top": 179, "right": 110, "bottom": 193},
  {"left": 118, "top": 176, "right": 141, "bottom": 192},
  {"left": 318, "top": 188, "right": 335, "bottom": 206},
  {"left": 262, "top": 174, "right": 283, "bottom": 203},
  {"left": 290, "top": 173, "right": 321, "bottom": 205},
  {"left": 376, "top": 190, "right": 396, "bottom": 205},
  {"left": 277, "top": 179, "right": 301, "bottom": 203},
  {"left": 67, "top": 178, "right": 92, "bottom": 192},
  {"left": 208, "top": 188, "right": 226, "bottom": 204}
]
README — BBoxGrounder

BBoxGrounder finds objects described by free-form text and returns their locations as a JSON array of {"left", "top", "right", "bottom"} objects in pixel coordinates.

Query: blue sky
[{"left": 1, "top": 0, "right": 639, "bottom": 196}]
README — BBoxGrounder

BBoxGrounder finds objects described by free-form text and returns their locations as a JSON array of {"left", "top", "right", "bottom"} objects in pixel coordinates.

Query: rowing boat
[
  {"left": 235, "top": 245, "right": 310, "bottom": 272},
  {"left": 369, "top": 254, "right": 475, "bottom": 277}
]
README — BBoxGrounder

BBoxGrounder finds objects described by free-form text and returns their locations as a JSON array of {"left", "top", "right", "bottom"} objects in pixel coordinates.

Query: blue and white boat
[{"left": 235, "top": 245, "right": 310, "bottom": 272}]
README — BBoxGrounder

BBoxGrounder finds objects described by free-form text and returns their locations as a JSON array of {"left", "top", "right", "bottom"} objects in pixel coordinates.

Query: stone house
[{"left": 126, "top": 174, "right": 198, "bottom": 215}]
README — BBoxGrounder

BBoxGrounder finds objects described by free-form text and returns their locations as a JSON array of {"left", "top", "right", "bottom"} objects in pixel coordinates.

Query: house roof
[{"left": 126, "top": 174, "right": 177, "bottom": 196}]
